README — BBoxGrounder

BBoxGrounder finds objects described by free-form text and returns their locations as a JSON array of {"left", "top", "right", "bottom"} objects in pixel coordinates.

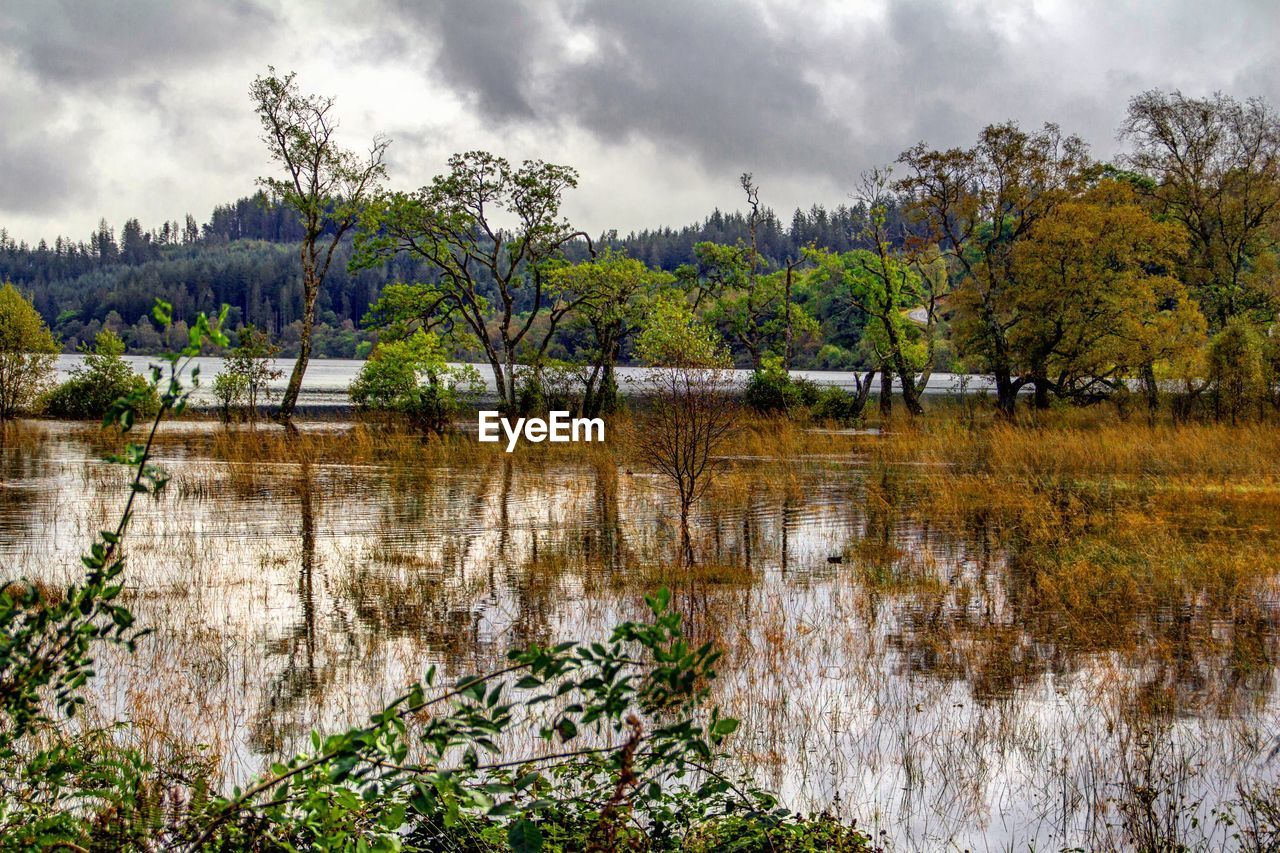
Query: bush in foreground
[
  {"left": 350, "top": 329, "right": 483, "bottom": 435},
  {"left": 743, "top": 356, "right": 819, "bottom": 415},
  {"left": 41, "top": 329, "right": 157, "bottom": 420}
]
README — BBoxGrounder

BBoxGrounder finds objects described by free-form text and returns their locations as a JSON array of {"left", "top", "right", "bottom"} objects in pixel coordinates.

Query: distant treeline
[{"left": 0, "top": 193, "right": 905, "bottom": 362}]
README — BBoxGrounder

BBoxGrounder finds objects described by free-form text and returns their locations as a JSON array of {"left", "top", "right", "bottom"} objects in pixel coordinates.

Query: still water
[{"left": 1, "top": 420, "right": 1276, "bottom": 850}]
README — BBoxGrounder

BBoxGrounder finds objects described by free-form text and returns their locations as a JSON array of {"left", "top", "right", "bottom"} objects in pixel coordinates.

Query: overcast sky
[{"left": 2, "top": 0, "right": 1278, "bottom": 244}]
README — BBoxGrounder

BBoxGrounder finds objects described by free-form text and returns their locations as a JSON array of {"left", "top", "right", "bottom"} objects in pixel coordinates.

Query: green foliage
[
  {"left": 0, "top": 281, "right": 58, "bottom": 420},
  {"left": 0, "top": 299, "right": 227, "bottom": 850},
  {"left": 211, "top": 370, "right": 248, "bottom": 422},
  {"left": 213, "top": 323, "right": 283, "bottom": 423},
  {"left": 251, "top": 70, "right": 389, "bottom": 237},
  {"left": 810, "top": 386, "right": 865, "bottom": 424},
  {"left": 1208, "top": 317, "right": 1268, "bottom": 423},
  {"left": 515, "top": 359, "right": 592, "bottom": 416},
  {"left": 354, "top": 150, "right": 584, "bottom": 412},
  {"left": 634, "top": 291, "right": 731, "bottom": 370},
  {"left": 179, "top": 586, "right": 787, "bottom": 851},
  {"left": 682, "top": 810, "right": 875, "bottom": 851},
  {"left": 743, "top": 355, "right": 819, "bottom": 415},
  {"left": 40, "top": 330, "right": 158, "bottom": 419},
  {"left": 548, "top": 250, "right": 674, "bottom": 416},
  {"left": 350, "top": 329, "right": 483, "bottom": 435}
]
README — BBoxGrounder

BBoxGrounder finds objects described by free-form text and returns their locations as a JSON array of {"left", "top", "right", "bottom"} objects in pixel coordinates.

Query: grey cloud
[
  {"left": 0, "top": 138, "right": 85, "bottom": 216},
  {"left": 0, "top": 0, "right": 279, "bottom": 88},
  {"left": 550, "top": 1, "right": 856, "bottom": 177},
  {"left": 374, "top": 0, "right": 1048, "bottom": 184},
  {"left": 382, "top": 0, "right": 1280, "bottom": 188},
  {"left": 0, "top": 85, "right": 97, "bottom": 216},
  {"left": 386, "top": 0, "right": 858, "bottom": 178},
  {"left": 4, "top": 0, "right": 1280, "bottom": 241},
  {"left": 388, "top": 0, "right": 545, "bottom": 121}
]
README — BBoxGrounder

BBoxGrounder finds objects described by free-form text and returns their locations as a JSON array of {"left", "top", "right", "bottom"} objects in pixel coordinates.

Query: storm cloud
[{"left": 2, "top": 0, "right": 1278, "bottom": 243}]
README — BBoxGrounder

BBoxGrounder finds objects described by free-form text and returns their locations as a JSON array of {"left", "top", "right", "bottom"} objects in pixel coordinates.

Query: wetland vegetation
[
  {"left": 4, "top": 393, "right": 1280, "bottom": 849},
  {"left": 2, "top": 62, "right": 1280, "bottom": 853}
]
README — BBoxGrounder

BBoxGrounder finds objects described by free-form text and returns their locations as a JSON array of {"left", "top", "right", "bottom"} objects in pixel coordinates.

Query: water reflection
[{"left": 0, "top": 420, "right": 1277, "bottom": 850}]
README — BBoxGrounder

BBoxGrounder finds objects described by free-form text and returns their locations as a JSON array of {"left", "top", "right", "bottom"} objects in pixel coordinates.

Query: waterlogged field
[{"left": 2, "top": 416, "right": 1279, "bottom": 850}]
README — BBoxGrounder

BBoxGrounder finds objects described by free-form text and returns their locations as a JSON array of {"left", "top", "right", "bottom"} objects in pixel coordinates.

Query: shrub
[
  {"left": 814, "top": 343, "right": 859, "bottom": 370},
  {"left": 0, "top": 282, "right": 58, "bottom": 420},
  {"left": 349, "top": 329, "right": 483, "bottom": 435},
  {"left": 683, "top": 810, "right": 875, "bottom": 851},
  {"left": 744, "top": 355, "right": 818, "bottom": 415},
  {"left": 41, "top": 330, "right": 158, "bottom": 420},
  {"left": 1207, "top": 317, "right": 1267, "bottom": 424},
  {"left": 811, "top": 385, "right": 865, "bottom": 424},
  {"left": 213, "top": 324, "right": 282, "bottom": 423},
  {"left": 211, "top": 370, "right": 249, "bottom": 423},
  {"left": 516, "top": 360, "right": 591, "bottom": 415}
]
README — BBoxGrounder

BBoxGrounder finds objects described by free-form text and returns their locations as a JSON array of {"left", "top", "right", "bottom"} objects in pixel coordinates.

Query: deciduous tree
[
  {"left": 631, "top": 292, "right": 738, "bottom": 563},
  {"left": 1009, "top": 179, "right": 1203, "bottom": 409},
  {"left": 0, "top": 282, "right": 57, "bottom": 420},
  {"left": 814, "top": 170, "right": 944, "bottom": 416},
  {"left": 896, "top": 122, "right": 1092, "bottom": 415},
  {"left": 357, "top": 152, "right": 592, "bottom": 413},
  {"left": 251, "top": 68, "right": 389, "bottom": 428},
  {"left": 547, "top": 250, "right": 672, "bottom": 417},
  {"left": 1121, "top": 90, "right": 1280, "bottom": 327}
]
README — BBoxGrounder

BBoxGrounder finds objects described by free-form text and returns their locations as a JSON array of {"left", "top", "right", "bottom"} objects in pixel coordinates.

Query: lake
[
  {"left": 1, "top": 418, "right": 1275, "bottom": 850},
  {"left": 53, "top": 354, "right": 998, "bottom": 409}
]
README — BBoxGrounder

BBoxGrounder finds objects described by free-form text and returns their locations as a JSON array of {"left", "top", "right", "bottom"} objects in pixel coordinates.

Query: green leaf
[
  {"left": 713, "top": 717, "right": 740, "bottom": 736},
  {"left": 152, "top": 300, "right": 173, "bottom": 327},
  {"left": 507, "top": 818, "right": 543, "bottom": 853}
]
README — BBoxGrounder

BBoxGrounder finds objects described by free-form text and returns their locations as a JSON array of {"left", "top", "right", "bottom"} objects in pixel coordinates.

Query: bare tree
[
  {"left": 251, "top": 68, "right": 388, "bottom": 429},
  {"left": 1121, "top": 89, "right": 1280, "bottom": 327},
  {"left": 631, "top": 294, "right": 739, "bottom": 564}
]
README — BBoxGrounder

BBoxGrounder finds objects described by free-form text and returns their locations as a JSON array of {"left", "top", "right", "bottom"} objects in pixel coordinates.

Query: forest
[
  {"left": 3, "top": 86, "right": 1278, "bottom": 428},
  {"left": 0, "top": 193, "right": 902, "bottom": 365}
]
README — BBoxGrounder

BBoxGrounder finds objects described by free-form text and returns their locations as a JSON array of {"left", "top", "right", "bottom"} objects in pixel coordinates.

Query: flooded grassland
[{"left": 2, "top": 416, "right": 1279, "bottom": 850}]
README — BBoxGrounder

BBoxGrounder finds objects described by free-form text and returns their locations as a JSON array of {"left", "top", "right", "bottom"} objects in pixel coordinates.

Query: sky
[{"left": 2, "top": 0, "right": 1278, "bottom": 245}]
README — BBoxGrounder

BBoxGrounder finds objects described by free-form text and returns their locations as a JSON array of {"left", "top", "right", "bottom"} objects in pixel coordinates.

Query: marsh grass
[{"left": 7, "top": 408, "right": 1280, "bottom": 848}]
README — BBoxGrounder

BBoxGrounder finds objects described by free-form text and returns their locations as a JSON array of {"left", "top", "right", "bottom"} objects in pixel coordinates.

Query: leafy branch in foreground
[
  {"left": 179, "top": 587, "right": 793, "bottom": 852},
  {"left": 0, "top": 299, "right": 228, "bottom": 849}
]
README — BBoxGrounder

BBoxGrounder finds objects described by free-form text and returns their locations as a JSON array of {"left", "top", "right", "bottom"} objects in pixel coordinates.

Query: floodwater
[{"left": 1, "top": 420, "right": 1277, "bottom": 851}]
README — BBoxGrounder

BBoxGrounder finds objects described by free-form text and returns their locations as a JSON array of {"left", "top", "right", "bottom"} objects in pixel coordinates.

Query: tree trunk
[
  {"left": 277, "top": 267, "right": 315, "bottom": 431},
  {"left": 678, "top": 497, "right": 696, "bottom": 567},
  {"left": 894, "top": 357, "right": 925, "bottom": 416},
  {"left": 994, "top": 368, "right": 1018, "bottom": 418},
  {"left": 1033, "top": 378, "right": 1050, "bottom": 410},
  {"left": 879, "top": 366, "right": 893, "bottom": 417},
  {"left": 852, "top": 369, "right": 875, "bottom": 416},
  {"left": 784, "top": 264, "right": 794, "bottom": 370},
  {"left": 1141, "top": 362, "right": 1159, "bottom": 423},
  {"left": 600, "top": 361, "right": 618, "bottom": 414},
  {"left": 504, "top": 351, "right": 518, "bottom": 414}
]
